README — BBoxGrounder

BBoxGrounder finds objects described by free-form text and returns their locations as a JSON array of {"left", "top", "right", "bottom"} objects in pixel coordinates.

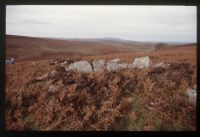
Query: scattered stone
[
  {"left": 150, "top": 102, "right": 154, "bottom": 106},
  {"left": 68, "top": 63, "right": 75, "bottom": 70},
  {"left": 48, "top": 85, "right": 58, "bottom": 94},
  {"left": 54, "top": 57, "right": 152, "bottom": 73},
  {"left": 127, "top": 64, "right": 135, "bottom": 68},
  {"left": 50, "top": 70, "right": 58, "bottom": 77},
  {"left": 166, "top": 63, "right": 170, "bottom": 67},
  {"left": 36, "top": 73, "right": 49, "bottom": 80},
  {"left": 69, "top": 61, "right": 93, "bottom": 72},
  {"left": 60, "top": 61, "right": 68, "bottom": 67},
  {"left": 133, "top": 56, "right": 151, "bottom": 69},
  {"left": 118, "top": 63, "right": 128, "bottom": 69},
  {"left": 65, "top": 67, "right": 70, "bottom": 71},
  {"left": 106, "top": 62, "right": 120, "bottom": 71},
  {"left": 106, "top": 58, "right": 129, "bottom": 71},
  {"left": 32, "top": 61, "right": 38, "bottom": 66},
  {"left": 153, "top": 62, "right": 166, "bottom": 68},
  {"left": 109, "top": 58, "right": 121, "bottom": 63},
  {"left": 92, "top": 60, "right": 106, "bottom": 72},
  {"left": 186, "top": 88, "right": 196, "bottom": 105}
]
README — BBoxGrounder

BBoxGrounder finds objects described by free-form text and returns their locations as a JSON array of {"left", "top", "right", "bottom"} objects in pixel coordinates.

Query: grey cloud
[
  {"left": 20, "top": 19, "right": 51, "bottom": 25},
  {"left": 6, "top": 5, "right": 197, "bottom": 43}
]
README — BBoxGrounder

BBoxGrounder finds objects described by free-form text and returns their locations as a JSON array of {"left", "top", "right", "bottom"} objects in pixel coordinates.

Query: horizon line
[{"left": 6, "top": 34, "right": 196, "bottom": 44}]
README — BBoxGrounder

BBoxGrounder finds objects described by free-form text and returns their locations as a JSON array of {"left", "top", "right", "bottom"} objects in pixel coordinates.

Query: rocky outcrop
[
  {"left": 92, "top": 60, "right": 106, "bottom": 72},
  {"left": 133, "top": 56, "right": 150, "bottom": 69},
  {"left": 106, "top": 62, "right": 120, "bottom": 71},
  {"left": 118, "top": 63, "right": 128, "bottom": 69},
  {"left": 109, "top": 58, "right": 121, "bottom": 63},
  {"left": 60, "top": 56, "right": 173, "bottom": 73},
  {"left": 186, "top": 87, "right": 196, "bottom": 105},
  {"left": 68, "top": 61, "right": 93, "bottom": 72}
]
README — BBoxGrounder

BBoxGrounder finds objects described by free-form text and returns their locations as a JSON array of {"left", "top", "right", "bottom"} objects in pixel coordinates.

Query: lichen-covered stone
[
  {"left": 92, "top": 60, "right": 106, "bottom": 72},
  {"left": 133, "top": 56, "right": 151, "bottom": 69}
]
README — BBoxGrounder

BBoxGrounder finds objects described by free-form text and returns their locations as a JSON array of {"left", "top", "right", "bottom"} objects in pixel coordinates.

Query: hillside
[
  {"left": 5, "top": 37, "right": 196, "bottom": 130},
  {"left": 6, "top": 35, "right": 165, "bottom": 61}
]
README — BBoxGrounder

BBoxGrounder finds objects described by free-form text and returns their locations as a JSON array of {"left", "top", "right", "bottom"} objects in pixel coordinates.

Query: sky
[{"left": 6, "top": 5, "right": 197, "bottom": 43}]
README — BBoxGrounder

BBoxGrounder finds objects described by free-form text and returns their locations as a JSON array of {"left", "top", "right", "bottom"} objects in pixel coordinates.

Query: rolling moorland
[
  {"left": 5, "top": 35, "right": 196, "bottom": 131},
  {"left": 6, "top": 35, "right": 187, "bottom": 61}
]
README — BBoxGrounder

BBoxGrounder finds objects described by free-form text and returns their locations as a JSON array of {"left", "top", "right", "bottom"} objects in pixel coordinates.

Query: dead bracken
[{"left": 5, "top": 59, "right": 196, "bottom": 130}]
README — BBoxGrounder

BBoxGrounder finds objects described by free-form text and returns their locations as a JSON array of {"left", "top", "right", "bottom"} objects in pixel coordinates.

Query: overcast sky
[{"left": 6, "top": 5, "right": 197, "bottom": 42}]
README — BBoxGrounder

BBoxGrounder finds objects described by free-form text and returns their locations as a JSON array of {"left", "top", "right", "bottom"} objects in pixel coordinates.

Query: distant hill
[
  {"left": 68, "top": 37, "right": 133, "bottom": 43},
  {"left": 6, "top": 35, "right": 196, "bottom": 61}
]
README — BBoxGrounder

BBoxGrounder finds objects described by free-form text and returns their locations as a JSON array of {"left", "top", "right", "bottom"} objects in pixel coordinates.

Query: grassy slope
[{"left": 6, "top": 35, "right": 157, "bottom": 61}]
